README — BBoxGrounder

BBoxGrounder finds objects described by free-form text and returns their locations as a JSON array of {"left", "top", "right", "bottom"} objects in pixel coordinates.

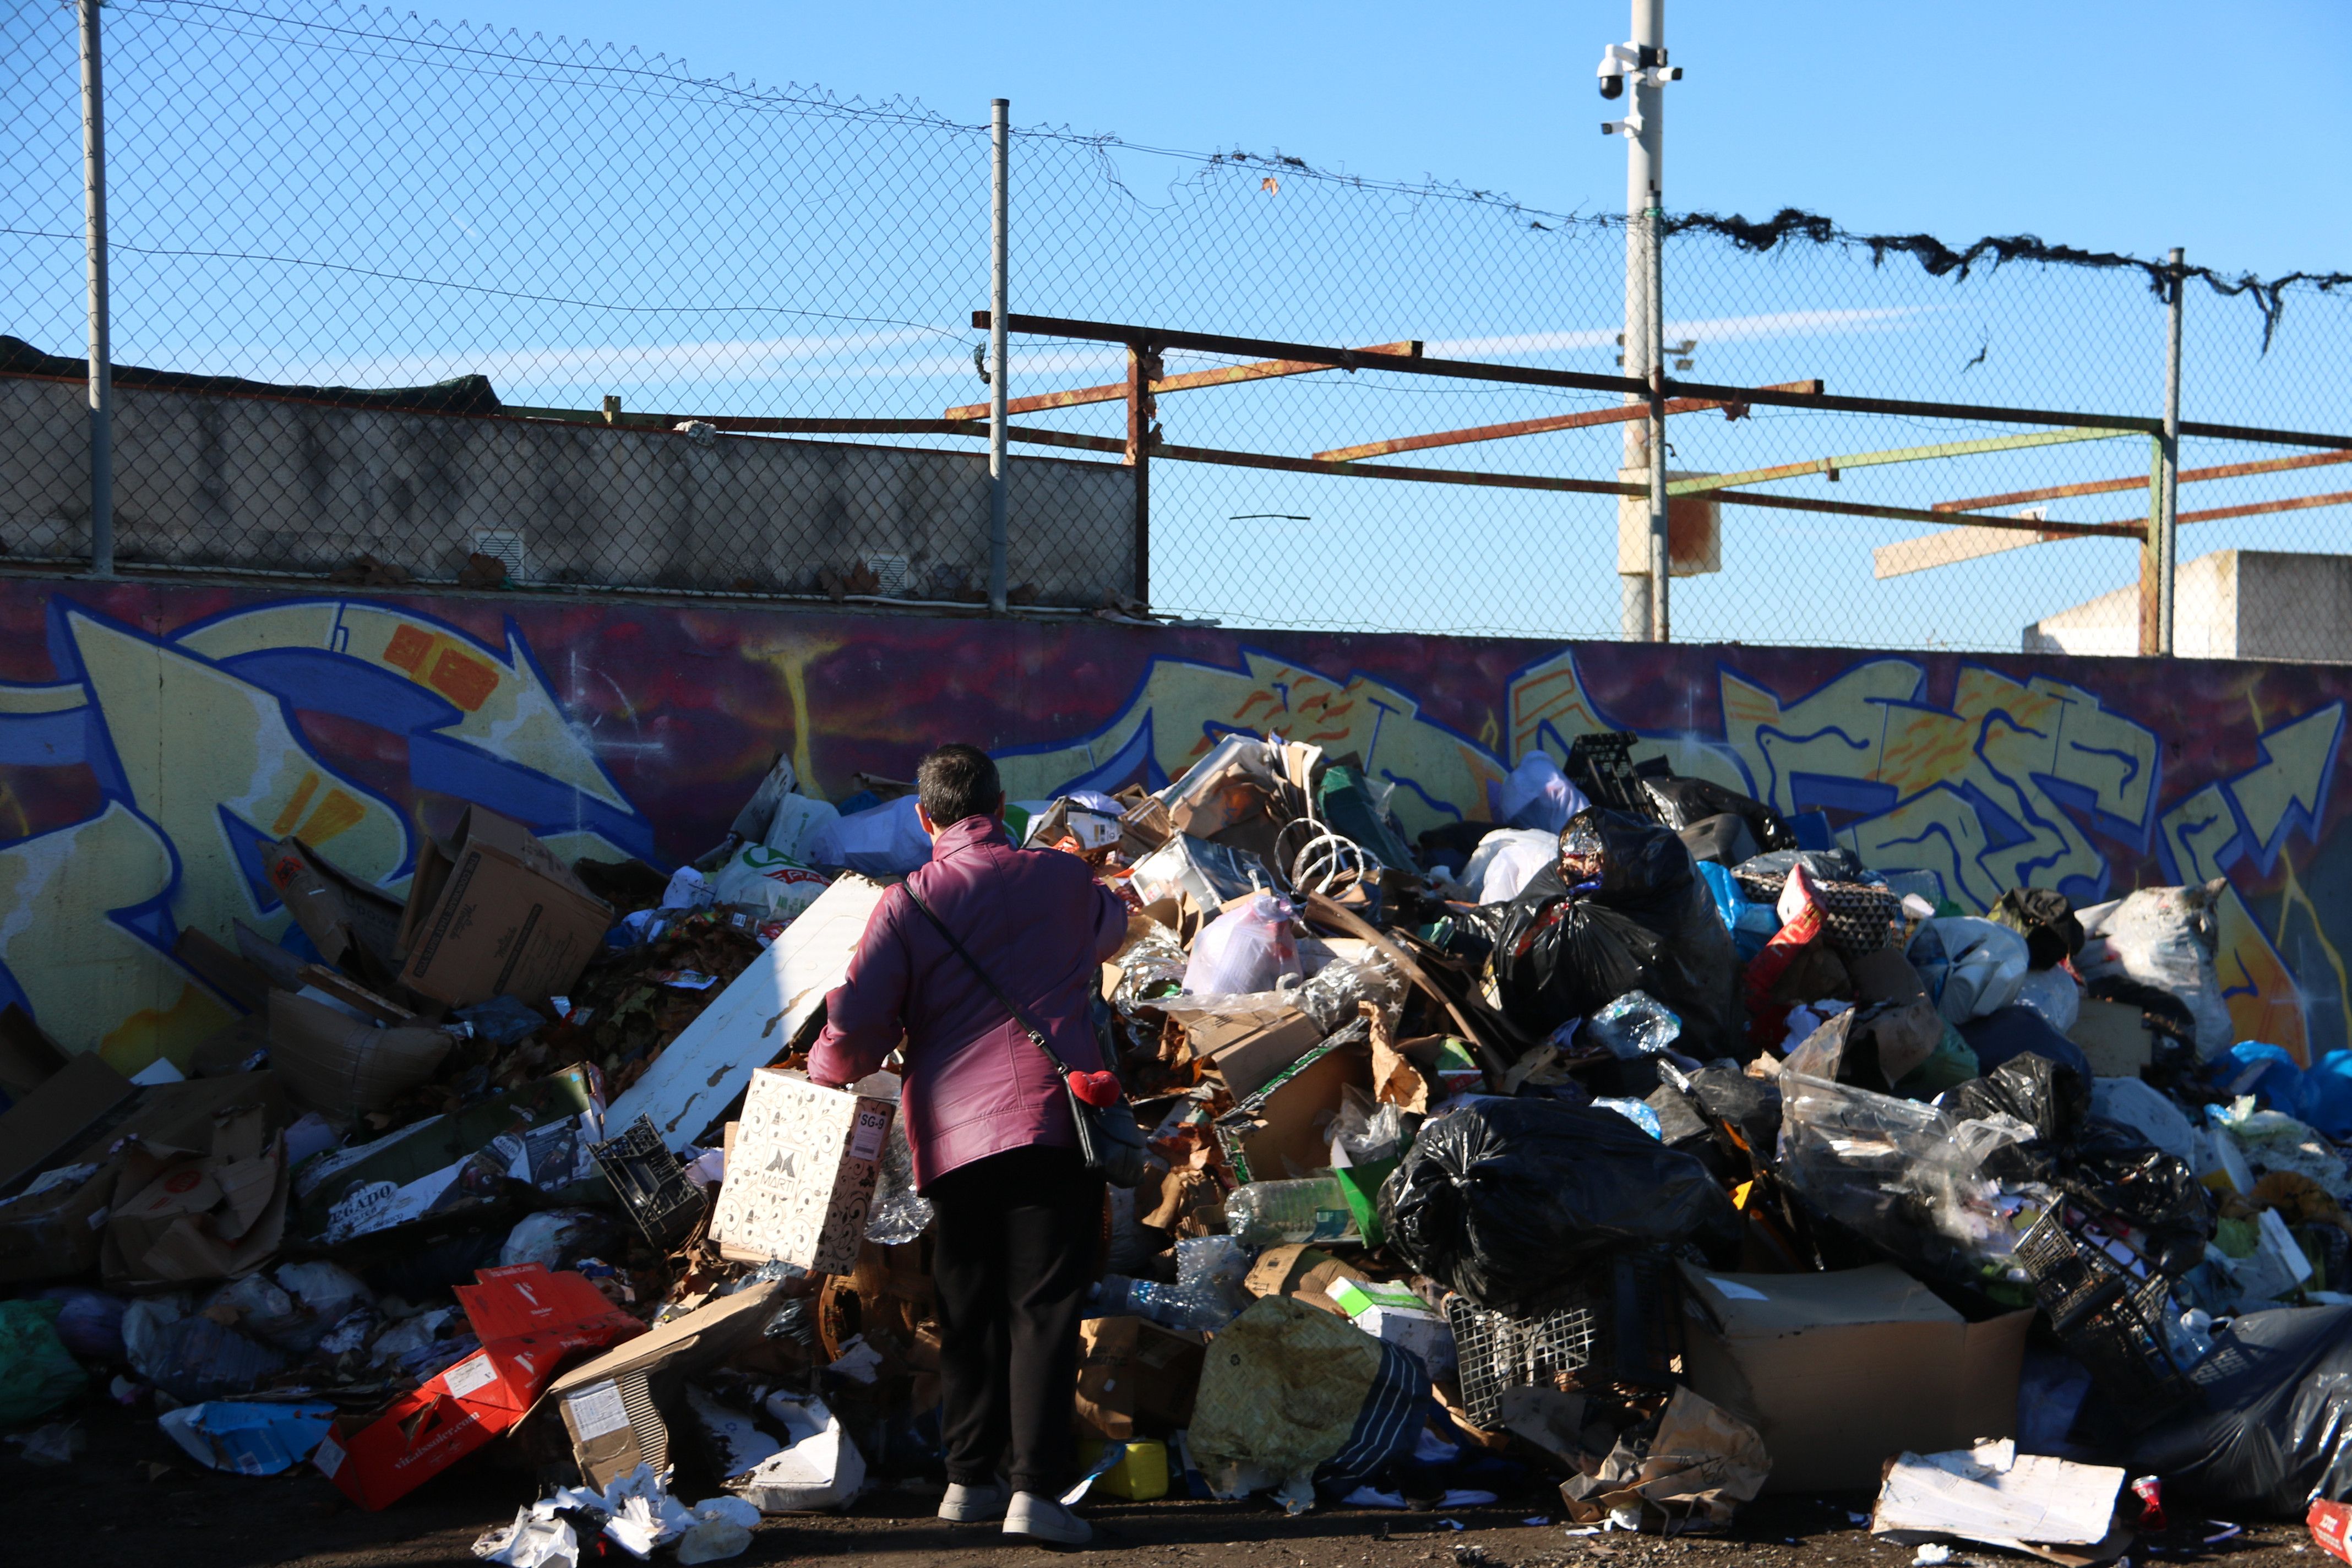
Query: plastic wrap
[
  {"left": 1490, "top": 753, "right": 1590, "bottom": 834},
  {"left": 1183, "top": 892, "right": 1302, "bottom": 997},
  {"left": 1587, "top": 990, "right": 1684, "bottom": 1059},
  {"left": 1777, "top": 1071, "right": 2037, "bottom": 1289},
  {"left": 1379, "top": 1096, "right": 1739, "bottom": 1316},
  {"left": 1226, "top": 1175, "right": 1358, "bottom": 1248},
  {"left": 1639, "top": 776, "right": 1796, "bottom": 851},
  {"left": 864, "top": 1117, "right": 934, "bottom": 1245},
  {"left": 2076, "top": 883, "right": 2235, "bottom": 1058}
]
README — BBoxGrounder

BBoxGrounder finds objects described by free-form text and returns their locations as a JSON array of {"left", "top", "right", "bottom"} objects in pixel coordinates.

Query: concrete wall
[
  {"left": 2026, "top": 549, "right": 2352, "bottom": 663},
  {"left": 4, "top": 573, "right": 2349, "bottom": 1075},
  {"left": 0, "top": 375, "right": 1137, "bottom": 605}
]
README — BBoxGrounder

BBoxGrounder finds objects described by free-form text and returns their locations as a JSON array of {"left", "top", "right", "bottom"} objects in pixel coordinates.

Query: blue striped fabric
[{"left": 1316, "top": 1341, "right": 1429, "bottom": 1496}]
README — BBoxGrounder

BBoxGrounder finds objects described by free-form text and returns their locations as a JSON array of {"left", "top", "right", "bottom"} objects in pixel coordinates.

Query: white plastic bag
[
  {"left": 2074, "top": 882, "right": 2234, "bottom": 1058},
  {"left": 1463, "top": 827, "right": 1558, "bottom": 905},
  {"left": 711, "top": 844, "right": 832, "bottom": 922},
  {"left": 2011, "top": 967, "right": 2082, "bottom": 1034},
  {"left": 805, "top": 796, "right": 932, "bottom": 876},
  {"left": 762, "top": 794, "right": 840, "bottom": 865},
  {"left": 1925, "top": 917, "right": 2030, "bottom": 1023},
  {"left": 1487, "top": 754, "right": 1590, "bottom": 835},
  {"left": 1182, "top": 892, "right": 1301, "bottom": 997}
]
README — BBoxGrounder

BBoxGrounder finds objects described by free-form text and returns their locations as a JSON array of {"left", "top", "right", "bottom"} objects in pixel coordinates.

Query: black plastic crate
[
  {"left": 1566, "top": 731, "right": 1648, "bottom": 817},
  {"left": 590, "top": 1113, "right": 708, "bottom": 1253},
  {"left": 2016, "top": 1209, "right": 2193, "bottom": 1427},
  {"left": 1442, "top": 1249, "right": 1681, "bottom": 1427}
]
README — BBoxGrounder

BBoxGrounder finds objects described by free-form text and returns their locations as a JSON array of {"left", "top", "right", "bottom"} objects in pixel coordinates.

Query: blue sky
[{"left": 445, "top": 0, "right": 2351, "bottom": 277}]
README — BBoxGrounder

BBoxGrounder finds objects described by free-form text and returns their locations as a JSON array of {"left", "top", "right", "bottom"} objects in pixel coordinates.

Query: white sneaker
[
  {"left": 1004, "top": 1491, "right": 1092, "bottom": 1546},
  {"left": 939, "top": 1480, "right": 1009, "bottom": 1522}
]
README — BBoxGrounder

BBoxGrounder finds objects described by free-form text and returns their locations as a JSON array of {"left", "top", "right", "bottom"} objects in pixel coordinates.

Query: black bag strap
[{"left": 901, "top": 883, "right": 1074, "bottom": 1079}]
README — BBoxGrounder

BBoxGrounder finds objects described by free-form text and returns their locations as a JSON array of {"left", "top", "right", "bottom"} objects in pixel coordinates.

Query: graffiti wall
[{"left": 3, "top": 575, "right": 2344, "bottom": 1074}]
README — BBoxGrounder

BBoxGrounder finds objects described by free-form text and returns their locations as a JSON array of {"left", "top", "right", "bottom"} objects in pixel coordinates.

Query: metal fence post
[
  {"left": 2158, "top": 246, "right": 2185, "bottom": 655},
  {"left": 80, "top": 0, "right": 113, "bottom": 579},
  {"left": 1126, "top": 342, "right": 1152, "bottom": 607},
  {"left": 1647, "top": 213, "right": 1670, "bottom": 643},
  {"left": 1614, "top": 0, "right": 1665, "bottom": 641},
  {"left": 986, "top": 97, "right": 1010, "bottom": 614}
]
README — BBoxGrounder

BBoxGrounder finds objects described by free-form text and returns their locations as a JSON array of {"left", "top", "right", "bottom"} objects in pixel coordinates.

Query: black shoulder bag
[{"left": 902, "top": 885, "right": 1148, "bottom": 1188}]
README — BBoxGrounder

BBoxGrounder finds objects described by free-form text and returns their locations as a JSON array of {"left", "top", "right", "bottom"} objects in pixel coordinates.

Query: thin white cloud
[{"left": 1427, "top": 306, "right": 1928, "bottom": 358}]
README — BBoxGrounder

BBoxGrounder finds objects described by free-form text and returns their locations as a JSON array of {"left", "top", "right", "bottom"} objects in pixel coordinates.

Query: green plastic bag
[
  {"left": 0, "top": 1298, "right": 89, "bottom": 1424},
  {"left": 1891, "top": 1021, "right": 1981, "bottom": 1100}
]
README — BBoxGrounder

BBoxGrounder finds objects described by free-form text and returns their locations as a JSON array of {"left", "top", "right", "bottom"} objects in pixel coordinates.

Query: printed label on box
[
  {"left": 442, "top": 1352, "right": 498, "bottom": 1399},
  {"left": 565, "top": 1379, "right": 633, "bottom": 1441},
  {"left": 850, "top": 1107, "right": 889, "bottom": 1162}
]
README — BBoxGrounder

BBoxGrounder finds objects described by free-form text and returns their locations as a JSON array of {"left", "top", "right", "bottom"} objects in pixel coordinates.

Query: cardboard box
[
  {"left": 0, "top": 1070, "right": 291, "bottom": 1282},
  {"left": 707, "top": 1069, "right": 894, "bottom": 1275},
  {"left": 2070, "top": 999, "right": 2154, "bottom": 1079},
  {"left": 268, "top": 989, "right": 455, "bottom": 1121},
  {"left": 1183, "top": 1008, "right": 1325, "bottom": 1100},
  {"left": 1242, "top": 1243, "right": 1368, "bottom": 1315},
  {"left": 396, "top": 807, "right": 614, "bottom": 1008},
  {"left": 1679, "top": 1263, "right": 2033, "bottom": 1494},
  {"left": 0, "top": 1052, "right": 135, "bottom": 1195},
  {"left": 1075, "top": 1315, "right": 1206, "bottom": 1441},
  {"left": 1214, "top": 1036, "right": 1372, "bottom": 1185},
  {"left": 317, "top": 1264, "right": 643, "bottom": 1509},
  {"left": 266, "top": 836, "right": 408, "bottom": 993},
  {"left": 543, "top": 1280, "right": 787, "bottom": 1489}
]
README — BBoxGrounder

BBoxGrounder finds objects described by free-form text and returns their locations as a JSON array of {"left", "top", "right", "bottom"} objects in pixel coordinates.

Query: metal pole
[
  {"left": 2157, "top": 246, "right": 2184, "bottom": 655},
  {"left": 80, "top": 0, "right": 113, "bottom": 579},
  {"left": 1617, "top": 0, "right": 1663, "bottom": 640},
  {"left": 986, "top": 97, "right": 1010, "bottom": 613}
]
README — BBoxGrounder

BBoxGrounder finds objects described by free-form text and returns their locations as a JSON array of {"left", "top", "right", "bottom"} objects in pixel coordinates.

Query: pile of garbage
[{"left": 9, "top": 731, "right": 2352, "bottom": 1562}]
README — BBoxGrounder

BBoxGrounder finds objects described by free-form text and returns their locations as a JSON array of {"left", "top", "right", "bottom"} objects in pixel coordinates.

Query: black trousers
[{"left": 925, "top": 1144, "right": 1103, "bottom": 1496}]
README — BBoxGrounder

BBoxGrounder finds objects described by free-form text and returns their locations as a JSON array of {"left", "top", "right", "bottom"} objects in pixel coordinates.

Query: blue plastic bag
[
  {"left": 2307, "top": 1051, "right": 2352, "bottom": 1140},
  {"left": 2217, "top": 1041, "right": 2311, "bottom": 1121}
]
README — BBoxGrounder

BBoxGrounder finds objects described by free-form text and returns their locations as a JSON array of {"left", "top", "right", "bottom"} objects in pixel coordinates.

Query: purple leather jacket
[{"left": 807, "top": 814, "right": 1128, "bottom": 1189}]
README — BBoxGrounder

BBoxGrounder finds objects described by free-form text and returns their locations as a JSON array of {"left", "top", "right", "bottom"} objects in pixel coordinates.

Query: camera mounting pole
[{"left": 1600, "top": 2, "right": 1678, "bottom": 641}]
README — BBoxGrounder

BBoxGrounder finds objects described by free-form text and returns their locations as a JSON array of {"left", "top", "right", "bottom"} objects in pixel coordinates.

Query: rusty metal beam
[
  {"left": 1151, "top": 441, "right": 1641, "bottom": 497},
  {"left": 2166, "top": 486, "right": 2352, "bottom": 527},
  {"left": 1935, "top": 448, "right": 2352, "bottom": 513},
  {"left": 1878, "top": 483, "right": 2352, "bottom": 579},
  {"left": 942, "top": 340, "right": 1422, "bottom": 421},
  {"left": 1313, "top": 379, "right": 1823, "bottom": 464},
  {"left": 978, "top": 314, "right": 2352, "bottom": 452},
  {"left": 1714, "top": 487, "right": 2146, "bottom": 538}
]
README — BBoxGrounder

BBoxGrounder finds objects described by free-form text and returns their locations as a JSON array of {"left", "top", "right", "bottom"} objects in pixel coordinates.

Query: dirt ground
[{"left": 2, "top": 1397, "right": 2322, "bottom": 1568}]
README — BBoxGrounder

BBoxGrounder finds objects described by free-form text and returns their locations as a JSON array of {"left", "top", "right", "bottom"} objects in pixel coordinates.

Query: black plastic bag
[
  {"left": 1640, "top": 776, "right": 1796, "bottom": 851},
  {"left": 2131, "top": 1306, "right": 2352, "bottom": 1516},
  {"left": 1678, "top": 813, "right": 1759, "bottom": 868},
  {"left": 1940, "top": 1052, "right": 2090, "bottom": 1141},
  {"left": 1379, "top": 1096, "right": 1741, "bottom": 1316},
  {"left": 1991, "top": 887, "right": 2086, "bottom": 971},
  {"left": 1487, "top": 810, "right": 1740, "bottom": 1055},
  {"left": 1957, "top": 1006, "right": 2095, "bottom": 1090}
]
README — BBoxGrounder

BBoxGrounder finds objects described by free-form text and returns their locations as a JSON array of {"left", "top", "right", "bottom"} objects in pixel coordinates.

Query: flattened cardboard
[
  {"left": 268, "top": 989, "right": 454, "bottom": 1120},
  {"left": 2070, "top": 999, "right": 2154, "bottom": 1079},
  {"left": 101, "top": 1099, "right": 292, "bottom": 1289},
  {"left": 1678, "top": 1263, "right": 2032, "bottom": 1494},
  {"left": 172, "top": 928, "right": 274, "bottom": 1017},
  {"left": 317, "top": 1264, "right": 642, "bottom": 1510},
  {"left": 0, "top": 1052, "right": 135, "bottom": 1196},
  {"left": 1194, "top": 1009, "right": 1325, "bottom": 1100},
  {"left": 396, "top": 807, "right": 613, "bottom": 1008},
  {"left": 0, "top": 1005, "right": 69, "bottom": 1102},
  {"left": 266, "top": 836, "right": 407, "bottom": 992},
  {"left": 1075, "top": 1315, "right": 1206, "bottom": 1441},
  {"left": 707, "top": 1069, "right": 894, "bottom": 1274},
  {"left": 543, "top": 1280, "right": 787, "bottom": 1489}
]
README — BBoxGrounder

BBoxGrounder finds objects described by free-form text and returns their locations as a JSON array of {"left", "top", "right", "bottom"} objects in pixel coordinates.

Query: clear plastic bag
[
  {"left": 1587, "top": 990, "right": 1684, "bottom": 1059},
  {"left": 1463, "top": 828, "right": 1559, "bottom": 905},
  {"left": 1328, "top": 1086, "right": 1405, "bottom": 1167},
  {"left": 2075, "top": 883, "right": 2234, "bottom": 1058},
  {"left": 1183, "top": 892, "right": 1302, "bottom": 997},
  {"left": 1922, "top": 917, "right": 2032, "bottom": 1022},
  {"left": 1489, "top": 753, "right": 1590, "bottom": 835},
  {"left": 864, "top": 1117, "right": 934, "bottom": 1244}
]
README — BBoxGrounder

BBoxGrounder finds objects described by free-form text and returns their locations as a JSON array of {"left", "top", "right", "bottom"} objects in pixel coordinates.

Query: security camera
[{"left": 1599, "top": 71, "right": 1624, "bottom": 100}]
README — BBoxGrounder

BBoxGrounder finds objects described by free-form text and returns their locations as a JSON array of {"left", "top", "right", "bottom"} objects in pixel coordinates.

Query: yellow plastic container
[{"left": 1081, "top": 1439, "right": 1170, "bottom": 1501}]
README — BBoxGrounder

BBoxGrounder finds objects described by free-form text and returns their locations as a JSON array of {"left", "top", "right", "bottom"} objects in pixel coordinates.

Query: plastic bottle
[
  {"left": 1091, "top": 1275, "right": 1234, "bottom": 1333},
  {"left": 1223, "top": 1175, "right": 1358, "bottom": 1248}
]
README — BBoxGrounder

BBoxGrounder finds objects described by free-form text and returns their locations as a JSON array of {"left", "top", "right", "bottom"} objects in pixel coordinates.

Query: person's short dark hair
[{"left": 916, "top": 743, "right": 1003, "bottom": 829}]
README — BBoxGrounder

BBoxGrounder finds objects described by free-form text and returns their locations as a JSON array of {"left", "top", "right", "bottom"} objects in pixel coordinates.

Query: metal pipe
[
  {"left": 80, "top": 0, "right": 112, "bottom": 579},
  {"left": 2157, "top": 246, "right": 2185, "bottom": 655},
  {"left": 986, "top": 97, "right": 1010, "bottom": 614},
  {"left": 1619, "top": 0, "right": 1664, "bottom": 641}
]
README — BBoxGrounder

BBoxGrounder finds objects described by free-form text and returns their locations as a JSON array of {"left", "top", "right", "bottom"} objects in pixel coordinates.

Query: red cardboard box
[
  {"left": 314, "top": 1264, "right": 641, "bottom": 1509},
  {"left": 2312, "top": 1500, "right": 2352, "bottom": 1564}
]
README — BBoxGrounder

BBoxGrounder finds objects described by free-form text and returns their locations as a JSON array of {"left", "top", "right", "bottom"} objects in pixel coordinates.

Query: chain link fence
[{"left": 4, "top": 0, "right": 2348, "bottom": 648}]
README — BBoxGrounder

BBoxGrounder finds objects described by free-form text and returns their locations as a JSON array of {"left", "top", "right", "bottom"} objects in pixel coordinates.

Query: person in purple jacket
[{"left": 807, "top": 743, "right": 1126, "bottom": 1546}]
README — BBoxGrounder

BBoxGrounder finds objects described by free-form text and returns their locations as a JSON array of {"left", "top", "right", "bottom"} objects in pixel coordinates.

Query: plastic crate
[
  {"left": 2016, "top": 1209, "right": 2193, "bottom": 1427},
  {"left": 1442, "top": 1250, "right": 1681, "bottom": 1428},
  {"left": 590, "top": 1113, "right": 708, "bottom": 1253},
  {"left": 1566, "top": 731, "right": 1647, "bottom": 817}
]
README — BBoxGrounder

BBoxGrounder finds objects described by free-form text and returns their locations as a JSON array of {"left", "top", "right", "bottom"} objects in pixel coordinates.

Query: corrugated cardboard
[
  {"left": 2070, "top": 999, "right": 2154, "bottom": 1079},
  {"left": 396, "top": 807, "right": 613, "bottom": 1008},
  {"left": 172, "top": 928, "right": 274, "bottom": 1016},
  {"left": 318, "top": 1264, "right": 643, "bottom": 1510},
  {"left": 1193, "top": 1009, "right": 1325, "bottom": 1100},
  {"left": 267, "top": 989, "right": 454, "bottom": 1120},
  {"left": 707, "top": 1069, "right": 894, "bottom": 1274},
  {"left": 1679, "top": 1263, "right": 2033, "bottom": 1493},
  {"left": 1214, "top": 1036, "right": 1371, "bottom": 1185},
  {"left": 100, "top": 1102, "right": 289, "bottom": 1289},
  {"left": 266, "top": 836, "right": 408, "bottom": 993},
  {"left": 0, "top": 1052, "right": 135, "bottom": 1195},
  {"left": 543, "top": 1280, "right": 787, "bottom": 1489},
  {"left": 1075, "top": 1315, "right": 1206, "bottom": 1441}
]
